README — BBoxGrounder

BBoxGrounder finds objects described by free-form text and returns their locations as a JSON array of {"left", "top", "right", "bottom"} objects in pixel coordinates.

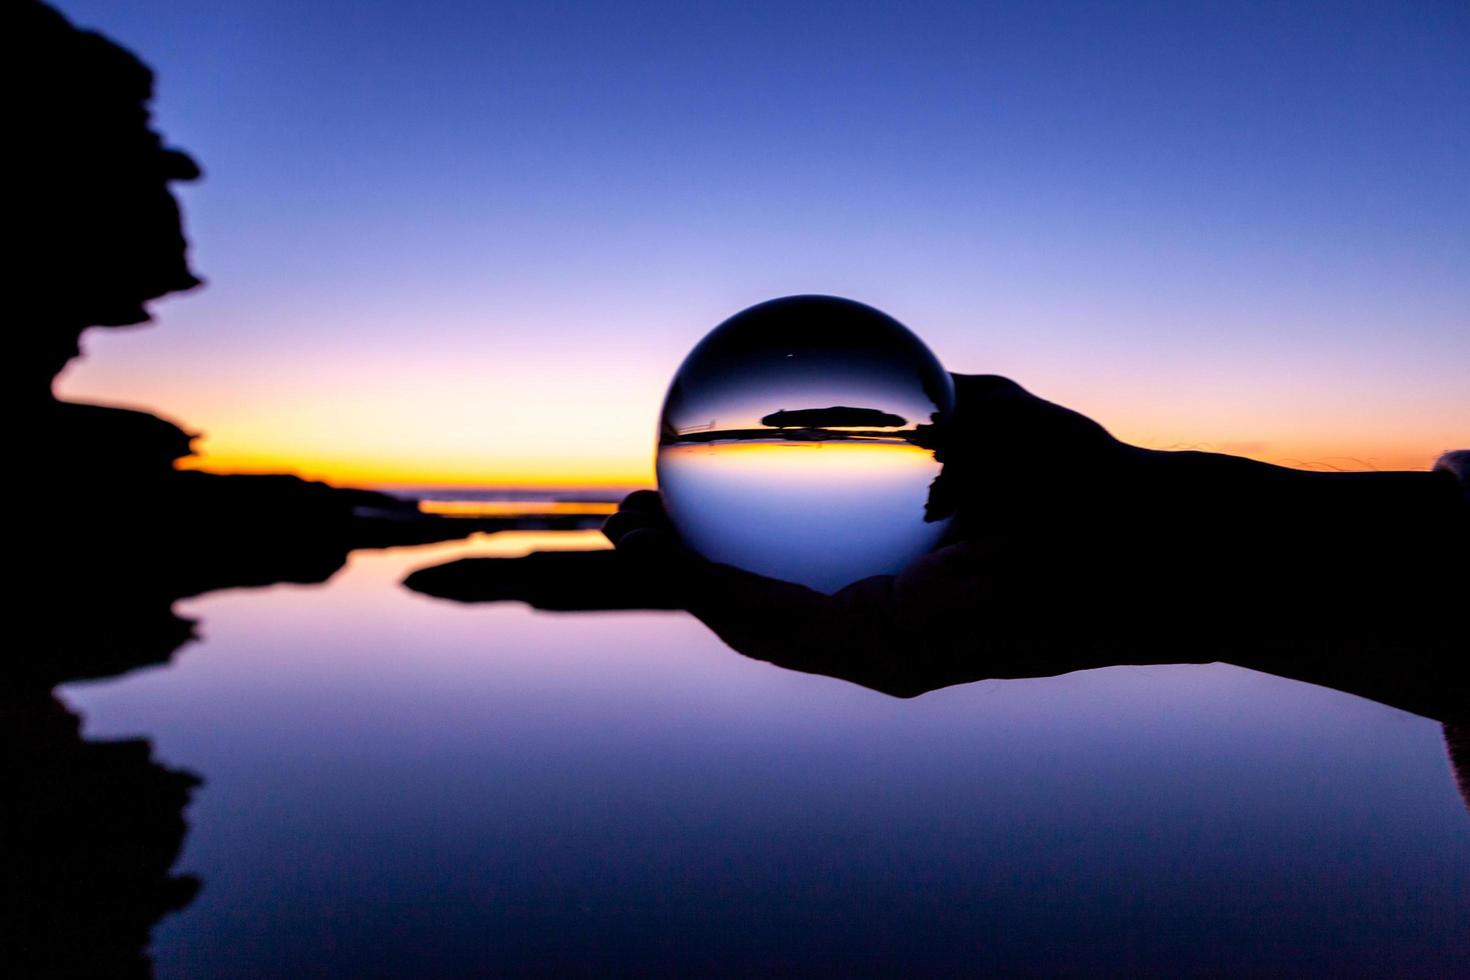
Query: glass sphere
[{"left": 656, "top": 295, "right": 954, "bottom": 593}]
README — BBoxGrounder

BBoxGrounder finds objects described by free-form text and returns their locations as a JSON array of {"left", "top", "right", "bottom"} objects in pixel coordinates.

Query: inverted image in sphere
[{"left": 657, "top": 295, "right": 954, "bottom": 593}]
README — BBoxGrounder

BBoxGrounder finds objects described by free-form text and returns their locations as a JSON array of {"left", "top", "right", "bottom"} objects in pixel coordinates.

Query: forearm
[
  {"left": 1122, "top": 446, "right": 1463, "bottom": 607},
  {"left": 1123, "top": 447, "right": 1468, "bottom": 719}
]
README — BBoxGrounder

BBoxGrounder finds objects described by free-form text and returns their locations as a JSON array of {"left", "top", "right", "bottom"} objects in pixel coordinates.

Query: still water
[{"left": 59, "top": 532, "right": 1469, "bottom": 976}]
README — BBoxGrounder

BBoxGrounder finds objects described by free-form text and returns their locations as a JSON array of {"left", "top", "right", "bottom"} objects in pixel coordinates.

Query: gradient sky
[{"left": 54, "top": 0, "right": 1467, "bottom": 487}]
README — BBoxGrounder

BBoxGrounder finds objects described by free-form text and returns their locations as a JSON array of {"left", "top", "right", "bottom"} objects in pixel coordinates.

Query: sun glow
[{"left": 63, "top": 321, "right": 1463, "bottom": 492}]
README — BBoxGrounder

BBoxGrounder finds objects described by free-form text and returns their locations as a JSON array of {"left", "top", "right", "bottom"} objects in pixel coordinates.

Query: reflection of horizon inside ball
[{"left": 656, "top": 295, "right": 954, "bottom": 594}]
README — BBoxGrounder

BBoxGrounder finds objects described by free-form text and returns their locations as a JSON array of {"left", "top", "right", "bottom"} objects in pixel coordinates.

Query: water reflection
[
  {"left": 406, "top": 541, "right": 1470, "bottom": 803},
  {"left": 657, "top": 296, "right": 954, "bottom": 592},
  {"left": 46, "top": 534, "right": 1469, "bottom": 977}
]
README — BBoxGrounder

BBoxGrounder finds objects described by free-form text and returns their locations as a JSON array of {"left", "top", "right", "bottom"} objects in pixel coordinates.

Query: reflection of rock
[
  {"left": 761, "top": 406, "right": 906, "bottom": 428},
  {"left": 1, "top": 691, "right": 201, "bottom": 978},
  {"left": 662, "top": 407, "right": 918, "bottom": 447}
]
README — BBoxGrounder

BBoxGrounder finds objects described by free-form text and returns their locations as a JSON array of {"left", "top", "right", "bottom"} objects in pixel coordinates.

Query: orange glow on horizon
[
  {"left": 62, "top": 320, "right": 1463, "bottom": 493},
  {"left": 174, "top": 433, "right": 1453, "bottom": 491},
  {"left": 174, "top": 451, "right": 656, "bottom": 490},
  {"left": 418, "top": 500, "right": 619, "bottom": 516}
]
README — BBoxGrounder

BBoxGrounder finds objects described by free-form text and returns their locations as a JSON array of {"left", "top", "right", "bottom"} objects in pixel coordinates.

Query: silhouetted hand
[
  {"left": 591, "top": 374, "right": 1165, "bottom": 696},
  {"left": 413, "top": 375, "right": 1190, "bottom": 696},
  {"left": 598, "top": 488, "right": 1143, "bottom": 699},
  {"left": 407, "top": 374, "right": 1467, "bottom": 720}
]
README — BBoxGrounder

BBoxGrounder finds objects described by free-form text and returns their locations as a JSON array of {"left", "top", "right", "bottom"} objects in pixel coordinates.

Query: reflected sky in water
[{"left": 58, "top": 533, "right": 1469, "bottom": 977}]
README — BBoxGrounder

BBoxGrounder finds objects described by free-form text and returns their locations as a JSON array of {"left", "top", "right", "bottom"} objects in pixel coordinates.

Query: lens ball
[{"left": 656, "top": 295, "right": 953, "bottom": 593}]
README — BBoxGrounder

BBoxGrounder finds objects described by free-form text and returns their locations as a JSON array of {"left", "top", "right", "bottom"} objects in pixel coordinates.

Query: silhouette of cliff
[
  {"left": 16, "top": 1, "right": 202, "bottom": 394},
  {"left": 8, "top": 4, "right": 568, "bottom": 971},
  {"left": 14, "top": 0, "right": 559, "bottom": 688}
]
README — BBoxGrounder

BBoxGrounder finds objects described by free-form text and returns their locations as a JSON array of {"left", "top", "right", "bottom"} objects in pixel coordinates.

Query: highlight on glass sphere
[{"left": 656, "top": 295, "right": 954, "bottom": 593}]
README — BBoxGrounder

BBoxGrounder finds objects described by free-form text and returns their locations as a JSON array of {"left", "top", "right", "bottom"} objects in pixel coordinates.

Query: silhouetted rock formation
[
  {"left": 761, "top": 406, "right": 907, "bottom": 428},
  {"left": 30, "top": 464, "right": 605, "bottom": 689},
  {"left": 15, "top": 0, "right": 523, "bottom": 690},
  {"left": 16, "top": 0, "right": 203, "bottom": 394},
  {"left": 1, "top": 691, "right": 201, "bottom": 978},
  {"left": 10, "top": 3, "right": 543, "bottom": 970},
  {"left": 406, "top": 549, "right": 683, "bottom": 612},
  {"left": 661, "top": 405, "right": 920, "bottom": 447}
]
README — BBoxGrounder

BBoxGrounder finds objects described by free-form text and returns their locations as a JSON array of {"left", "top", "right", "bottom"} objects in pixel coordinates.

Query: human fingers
[
  {"left": 618, "top": 489, "right": 666, "bottom": 515},
  {"left": 602, "top": 490, "right": 673, "bottom": 547},
  {"left": 948, "top": 373, "right": 1117, "bottom": 451},
  {"left": 602, "top": 509, "right": 663, "bottom": 547}
]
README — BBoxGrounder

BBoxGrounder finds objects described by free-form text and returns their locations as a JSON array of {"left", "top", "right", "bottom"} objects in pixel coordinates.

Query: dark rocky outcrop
[
  {"left": 6, "top": 3, "right": 554, "bottom": 972},
  {"left": 760, "top": 406, "right": 907, "bottom": 428},
  {"left": 1, "top": 692, "right": 201, "bottom": 979},
  {"left": 13, "top": 0, "right": 549, "bottom": 690}
]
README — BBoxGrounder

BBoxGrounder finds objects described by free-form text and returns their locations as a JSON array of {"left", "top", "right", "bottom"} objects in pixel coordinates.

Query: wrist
[
  {"left": 1127, "top": 445, "right": 1465, "bottom": 535},
  {"left": 1107, "top": 445, "right": 1465, "bottom": 618}
]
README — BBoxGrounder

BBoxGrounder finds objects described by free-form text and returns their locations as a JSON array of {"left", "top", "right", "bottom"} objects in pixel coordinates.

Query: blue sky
[{"left": 54, "top": 0, "right": 1469, "bottom": 483}]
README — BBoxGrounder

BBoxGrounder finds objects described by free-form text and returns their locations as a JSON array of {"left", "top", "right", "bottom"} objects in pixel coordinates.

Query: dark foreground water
[{"left": 58, "top": 532, "right": 1469, "bottom": 977}]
